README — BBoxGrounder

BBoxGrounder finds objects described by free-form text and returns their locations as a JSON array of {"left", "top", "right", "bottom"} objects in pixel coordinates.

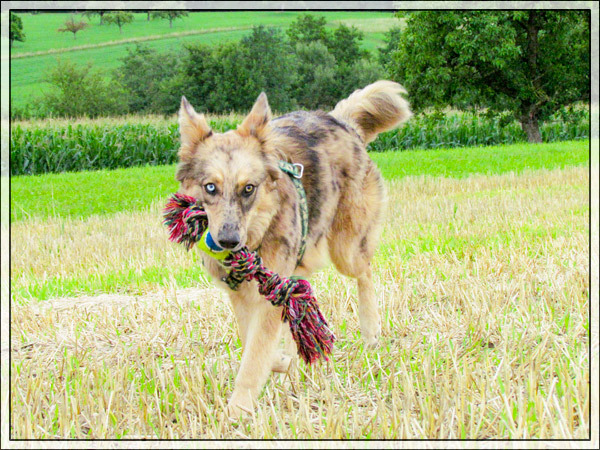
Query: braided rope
[{"left": 162, "top": 193, "right": 335, "bottom": 365}]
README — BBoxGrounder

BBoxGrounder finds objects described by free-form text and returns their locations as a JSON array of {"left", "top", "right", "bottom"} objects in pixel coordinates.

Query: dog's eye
[
  {"left": 205, "top": 183, "right": 217, "bottom": 195},
  {"left": 242, "top": 184, "right": 255, "bottom": 197}
]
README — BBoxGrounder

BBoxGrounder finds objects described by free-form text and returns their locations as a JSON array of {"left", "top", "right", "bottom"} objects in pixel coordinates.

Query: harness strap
[{"left": 278, "top": 160, "right": 308, "bottom": 266}]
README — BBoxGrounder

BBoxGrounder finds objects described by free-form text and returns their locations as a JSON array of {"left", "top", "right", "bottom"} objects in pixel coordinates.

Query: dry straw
[{"left": 10, "top": 166, "right": 589, "bottom": 438}]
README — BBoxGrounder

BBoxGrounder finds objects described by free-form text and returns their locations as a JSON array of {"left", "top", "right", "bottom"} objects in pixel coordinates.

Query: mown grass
[
  {"left": 9, "top": 162, "right": 590, "bottom": 438},
  {"left": 10, "top": 11, "right": 394, "bottom": 108},
  {"left": 10, "top": 140, "right": 589, "bottom": 224},
  {"left": 11, "top": 11, "right": 393, "bottom": 55}
]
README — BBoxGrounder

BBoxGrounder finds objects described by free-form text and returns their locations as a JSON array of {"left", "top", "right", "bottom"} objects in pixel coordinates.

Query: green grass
[
  {"left": 371, "top": 140, "right": 590, "bottom": 179},
  {"left": 10, "top": 140, "right": 589, "bottom": 223},
  {"left": 10, "top": 11, "right": 394, "bottom": 108},
  {"left": 10, "top": 164, "right": 179, "bottom": 222},
  {"left": 10, "top": 29, "right": 253, "bottom": 107},
  {"left": 11, "top": 11, "right": 393, "bottom": 55}
]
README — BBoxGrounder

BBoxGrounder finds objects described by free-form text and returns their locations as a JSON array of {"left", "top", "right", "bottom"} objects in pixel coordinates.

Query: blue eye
[{"left": 205, "top": 183, "right": 217, "bottom": 195}]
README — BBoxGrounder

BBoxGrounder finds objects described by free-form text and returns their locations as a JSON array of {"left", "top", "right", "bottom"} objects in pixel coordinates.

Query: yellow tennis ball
[{"left": 197, "top": 230, "right": 231, "bottom": 261}]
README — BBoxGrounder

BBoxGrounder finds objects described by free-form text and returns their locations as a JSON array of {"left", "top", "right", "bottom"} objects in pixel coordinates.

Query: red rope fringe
[{"left": 163, "top": 193, "right": 335, "bottom": 364}]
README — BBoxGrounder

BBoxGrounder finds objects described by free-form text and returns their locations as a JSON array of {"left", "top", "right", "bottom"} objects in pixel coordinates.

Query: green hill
[{"left": 10, "top": 11, "right": 397, "bottom": 109}]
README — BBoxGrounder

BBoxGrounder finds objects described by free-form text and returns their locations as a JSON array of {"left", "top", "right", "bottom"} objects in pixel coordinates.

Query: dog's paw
[
  {"left": 226, "top": 391, "right": 254, "bottom": 418},
  {"left": 363, "top": 332, "right": 381, "bottom": 349},
  {"left": 271, "top": 352, "right": 292, "bottom": 373}
]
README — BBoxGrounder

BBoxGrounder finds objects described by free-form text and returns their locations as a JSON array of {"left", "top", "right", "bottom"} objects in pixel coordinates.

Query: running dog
[{"left": 175, "top": 80, "right": 412, "bottom": 415}]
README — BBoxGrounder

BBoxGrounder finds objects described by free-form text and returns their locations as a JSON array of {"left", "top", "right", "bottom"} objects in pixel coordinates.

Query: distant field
[
  {"left": 11, "top": 11, "right": 394, "bottom": 55},
  {"left": 10, "top": 140, "right": 589, "bottom": 223},
  {"left": 10, "top": 11, "right": 396, "bottom": 108}
]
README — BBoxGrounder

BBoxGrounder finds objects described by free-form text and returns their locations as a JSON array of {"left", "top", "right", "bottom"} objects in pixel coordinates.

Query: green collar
[{"left": 278, "top": 160, "right": 308, "bottom": 266}]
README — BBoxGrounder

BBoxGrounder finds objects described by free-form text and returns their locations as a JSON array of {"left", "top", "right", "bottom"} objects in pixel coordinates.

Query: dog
[{"left": 175, "top": 80, "right": 412, "bottom": 415}]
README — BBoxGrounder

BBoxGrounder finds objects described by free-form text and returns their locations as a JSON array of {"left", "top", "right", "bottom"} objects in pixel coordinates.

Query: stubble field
[{"left": 8, "top": 142, "right": 591, "bottom": 439}]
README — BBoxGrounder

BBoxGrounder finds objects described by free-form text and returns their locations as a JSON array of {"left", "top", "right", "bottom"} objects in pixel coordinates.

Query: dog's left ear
[{"left": 238, "top": 92, "right": 271, "bottom": 142}]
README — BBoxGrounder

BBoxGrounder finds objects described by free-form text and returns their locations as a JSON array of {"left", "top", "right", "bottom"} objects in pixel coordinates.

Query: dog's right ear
[{"left": 178, "top": 96, "right": 212, "bottom": 160}]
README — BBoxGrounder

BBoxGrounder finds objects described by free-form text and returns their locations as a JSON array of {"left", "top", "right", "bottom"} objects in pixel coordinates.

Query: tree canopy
[
  {"left": 103, "top": 11, "right": 134, "bottom": 34},
  {"left": 151, "top": 11, "right": 189, "bottom": 27},
  {"left": 10, "top": 12, "right": 26, "bottom": 48},
  {"left": 57, "top": 18, "right": 90, "bottom": 40},
  {"left": 389, "top": 10, "right": 590, "bottom": 142}
]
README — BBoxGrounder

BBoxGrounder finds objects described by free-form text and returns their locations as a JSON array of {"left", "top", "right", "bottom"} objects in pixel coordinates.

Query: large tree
[{"left": 389, "top": 10, "right": 590, "bottom": 142}]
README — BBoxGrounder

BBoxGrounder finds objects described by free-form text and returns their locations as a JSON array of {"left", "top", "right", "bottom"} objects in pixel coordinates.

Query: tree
[
  {"left": 151, "top": 11, "right": 189, "bottom": 28},
  {"left": 287, "top": 13, "right": 329, "bottom": 44},
  {"left": 10, "top": 12, "right": 26, "bottom": 48},
  {"left": 293, "top": 41, "right": 338, "bottom": 109},
  {"left": 175, "top": 26, "right": 298, "bottom": 113},
  {"left": 378, "top": 26, "right": 402, "bottom": 69},
  {"left": 115, "top": 44, "right": 181, "bottom": 113},
  {"left": 57, "top": 17, "right": 90, "bottom": 40},
  {"left": 287, "top": 13, "right": 384, "bottom": 108},
  {"left": 42, "top": 59, "right": 127, "bottom": 118},
  {"left": 236, "top": 26, "right": 298, "bottom": 112},
  {"left": 103, "top": 11, "right": 134, "bottom": 34},
  {"left": 82, "top": 10, "right": 106, "bottom": 25},
  {"left": 327, "top": 23, "right": 368, "bottom": 66},
  {"left": 389, "top": 10, "right": 590, "bottom": 142}
]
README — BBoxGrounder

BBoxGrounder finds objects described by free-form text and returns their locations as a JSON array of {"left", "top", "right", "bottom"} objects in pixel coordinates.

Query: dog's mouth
[
  {"left": 208, "top": 230, "right": 245, "bottom": 253},
  {"left": 219, "top": 242, "right": 244, "bottom": 252}
]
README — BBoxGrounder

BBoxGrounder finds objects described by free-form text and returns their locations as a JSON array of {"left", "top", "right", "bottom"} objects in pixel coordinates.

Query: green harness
[{"left": 278, "top": 160, "right": 308, "bottom": 267}]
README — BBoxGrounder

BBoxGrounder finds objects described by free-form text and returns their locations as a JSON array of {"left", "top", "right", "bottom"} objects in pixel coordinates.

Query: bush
[
  {"left": 293, "top": 42, "right": 338, "bottom": 110},
  {"left": 42, "top": 59, "right": 128, "bottom": 118},
  {"left": 16, "top": 16, "right": 385, "bottom": 119},
  {"left": 180, "top": 26, "right": 298, "bottom": 113},
  {"left": 115, "top": 44, "right": 181, "bottom": 114}
]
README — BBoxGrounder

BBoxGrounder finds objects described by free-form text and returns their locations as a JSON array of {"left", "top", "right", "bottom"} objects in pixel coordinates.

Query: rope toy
[{"left": 163, "top": 193, "right": 335, "bottom": 365}]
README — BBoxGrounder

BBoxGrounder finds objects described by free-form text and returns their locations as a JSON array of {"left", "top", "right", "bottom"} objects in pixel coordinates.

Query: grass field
[
  {"left": 10, "top": 140, "right": 589, "bottom": 224},
  {"left": 10, "top": 11, "right": 396, "bottom": 109},
  {"left": 9, "top": 141, "right": 590, "bottom": 439}
]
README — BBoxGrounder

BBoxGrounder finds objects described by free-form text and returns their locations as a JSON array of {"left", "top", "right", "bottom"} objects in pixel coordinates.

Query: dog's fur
[{"left": 176, "top": 80, "right": 412, "bottom": 415}]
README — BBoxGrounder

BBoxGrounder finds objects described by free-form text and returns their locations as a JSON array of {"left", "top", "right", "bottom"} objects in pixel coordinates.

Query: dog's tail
[{"left": 330, "top": 80, "right": 412, "bottom": 144}]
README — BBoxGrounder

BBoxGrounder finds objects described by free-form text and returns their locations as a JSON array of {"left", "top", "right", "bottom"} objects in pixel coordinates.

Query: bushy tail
[{"left": 330, "top": 80, "right": 412, "bottom": 144}]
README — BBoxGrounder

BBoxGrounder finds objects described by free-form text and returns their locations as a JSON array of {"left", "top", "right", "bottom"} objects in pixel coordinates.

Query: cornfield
[{"left": 10, "top": 109, "right": 589, "bottom": 176}]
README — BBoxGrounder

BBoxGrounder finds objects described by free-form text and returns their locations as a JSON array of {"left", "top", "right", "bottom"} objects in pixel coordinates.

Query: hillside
[{"left": 10, "top": 11, "right": 397, "bottom": 108}]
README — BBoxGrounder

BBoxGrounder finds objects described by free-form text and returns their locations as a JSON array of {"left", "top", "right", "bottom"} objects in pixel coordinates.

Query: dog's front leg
[{"left": 227, "top": 282, "right": 283, "bottom": 416}]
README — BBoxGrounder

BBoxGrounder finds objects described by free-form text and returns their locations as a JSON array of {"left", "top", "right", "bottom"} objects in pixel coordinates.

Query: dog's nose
[{"left": 217, "top": 227, "right": 241, "bottom": 250}]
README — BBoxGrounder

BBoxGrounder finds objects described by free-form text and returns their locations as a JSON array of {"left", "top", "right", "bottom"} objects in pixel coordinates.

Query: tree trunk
[
  {"left": 520, "top": 115, "right": 542, "bottom": 143},
  {"left": 170, "top": 18, "right": 173, "bottom": 28},
  {"left": 522, "top": 10, "right": 544, "bottom": 144}
]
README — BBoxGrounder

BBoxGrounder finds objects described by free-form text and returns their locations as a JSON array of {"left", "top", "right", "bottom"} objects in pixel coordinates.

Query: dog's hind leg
[{"left": 328, "top": 161, "right": 386, "bottom": 347}]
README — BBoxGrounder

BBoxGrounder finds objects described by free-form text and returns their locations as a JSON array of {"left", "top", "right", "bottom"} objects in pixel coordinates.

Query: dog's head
[{"left": 175, "top": 93, "right": 282, "bottom": 251}]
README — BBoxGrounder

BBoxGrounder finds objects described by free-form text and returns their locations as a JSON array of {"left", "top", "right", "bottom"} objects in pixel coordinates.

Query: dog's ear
[
  {"left": 178, "top": 96, "right": 212, "bottom": 159},
  {"left": 237, "top": 92, "right": 271, "bottom": 142}
]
